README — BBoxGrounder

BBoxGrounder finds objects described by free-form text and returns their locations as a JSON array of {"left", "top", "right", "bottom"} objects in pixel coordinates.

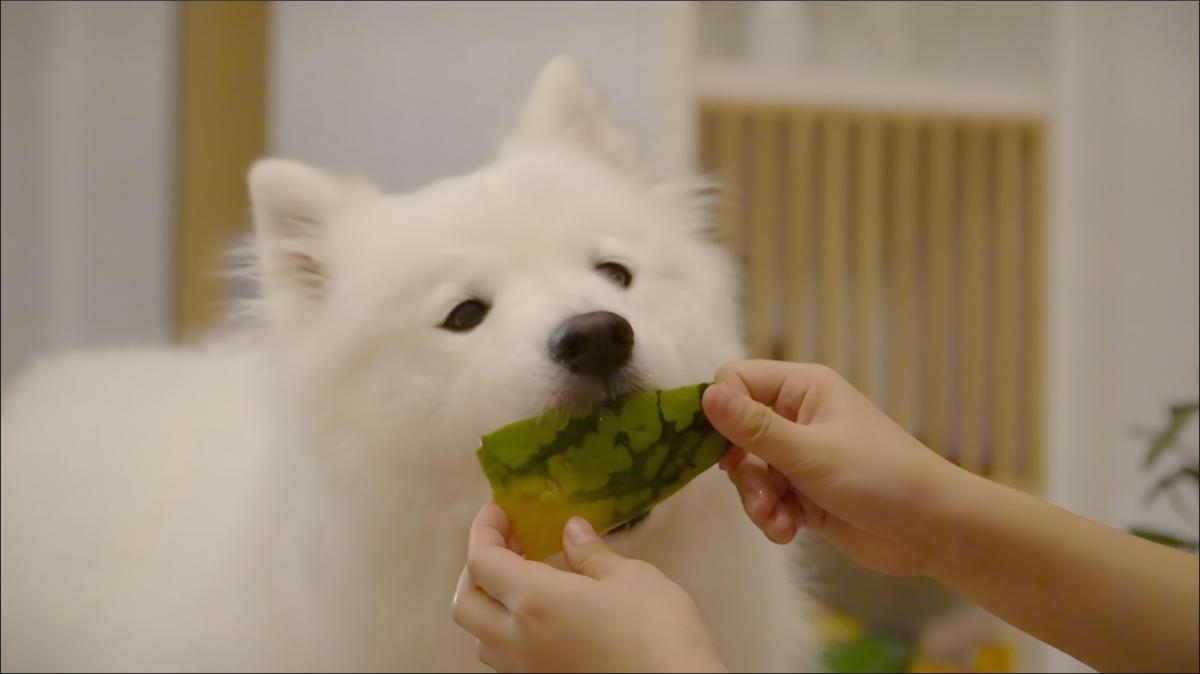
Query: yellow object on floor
[
  {"left": 906, "top": 642, "right": 1014, "bottom": 673},
  {"left": 817, "top": 608, "right": 864, "bottom": 645},
  {"left": 907, "top": 662, "right": 964, "bottom": 673},
  {"left": 973, "top": 643, "right": 1014, "bottom": 673}
]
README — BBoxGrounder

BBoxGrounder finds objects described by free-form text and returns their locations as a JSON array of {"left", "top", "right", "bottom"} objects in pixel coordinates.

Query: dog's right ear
[
  {"left": 247, "top": 158, "right": 375, "bottom": 325},
  {"left": 504, "top": 56, "right": 633, "bottom": 170}
]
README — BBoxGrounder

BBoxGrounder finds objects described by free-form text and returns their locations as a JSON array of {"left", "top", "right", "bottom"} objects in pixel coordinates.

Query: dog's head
[{"left": 244, "top": 58, "right": 743, "bottom": 472}]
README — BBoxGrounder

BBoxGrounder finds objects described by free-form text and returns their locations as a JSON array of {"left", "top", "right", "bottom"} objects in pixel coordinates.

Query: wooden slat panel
[
  {"left": 714, "top": 106, "right": 744, "bottom": 255},
  {"left": 853, "top": 115, "right": 884, "bottom": 397},
  {"left": 888, "top": 118, "right": 920, "bottom": 432},
  {"left": 924, "top": 121, "right": 954, "bottom": 455},
  {"left": 695, "top": 101, "right": 1046, "bottom": 490},
  {"left": 1024, "top": 125, "right": 1048, "bottom": 490},
  {"left": 819, "top": 114, "right": 848, "bottom": 370},
  {"left": 697, "top": 105, "right": 717, "bottom": 175},
  {"left": 784, "top": 112, "right": 814, "bottom": 362},
  {"left": 958, "top": 122, "right": 989, "bottom": 475},
  {"left": 174, "top": 1, "right": 270, "bottom": 338},
  {"left": 993, "top": 124, "right": 1023, "bottom": 483},
  {"left": 746, "top": 111, "right": 779, "bottom": 357}
]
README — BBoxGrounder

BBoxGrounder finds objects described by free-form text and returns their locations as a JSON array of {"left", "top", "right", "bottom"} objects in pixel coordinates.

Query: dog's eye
[
  {"left": 440, "top": 299, "right": 490, "bottom": 332},
  {"left": 595, "top": 261, "right": 633, "bottom": 289}
]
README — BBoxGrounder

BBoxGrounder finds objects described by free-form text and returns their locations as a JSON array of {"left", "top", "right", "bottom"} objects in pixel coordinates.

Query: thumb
[
  {"left": 703, "top": 383, "right": 806, "bottom": 470},
  {"left": 562, "top": 517, "right": 628, "bottom": 579}
]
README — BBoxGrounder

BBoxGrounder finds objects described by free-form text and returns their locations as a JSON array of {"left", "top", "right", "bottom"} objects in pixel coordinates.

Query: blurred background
[{"left": 2, "top": 2, "right": 1197, "bottom": 672}]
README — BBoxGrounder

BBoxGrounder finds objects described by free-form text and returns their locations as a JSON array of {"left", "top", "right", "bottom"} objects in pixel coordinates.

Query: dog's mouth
[
  {"left": 542, "top": 370, "right": 655, "bottom": 538},
  {"left": 550, "top": 369, "right": 647, "bottom": 411}
]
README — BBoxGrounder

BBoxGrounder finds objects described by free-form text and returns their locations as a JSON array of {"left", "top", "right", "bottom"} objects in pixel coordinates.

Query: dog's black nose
[{"left": 548, "top": 311, "right": 634, "bottom": 377}]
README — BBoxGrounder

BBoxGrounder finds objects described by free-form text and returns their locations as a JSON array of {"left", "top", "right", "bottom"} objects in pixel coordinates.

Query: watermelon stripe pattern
[{"left": 477, "top": 383, "right": 729, "bottom": 560}]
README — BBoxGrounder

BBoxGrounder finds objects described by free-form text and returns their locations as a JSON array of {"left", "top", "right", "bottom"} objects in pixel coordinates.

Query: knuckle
[
  {"left": 576, "top": 556, "right": 601, "bottom": 577},
  {"left": 809, "top": 362, "right": 837, "bottom": 381},
  {"left": 622, "top": 559, "right": 654, "bottom": 578},
  {"left": 465, "top": 554, "right": 486, "bottom": 580},
  {"left": 820, "top": 365, "right": 848, "bottom": 390},
  {"left": 628, "top": 558, "right": 652, "bottom": 572},
  {"left": 475, "top": 639, "right": 501, "bottom": 670},
  {"left": 513, "top": 594, "right": 545, "bottom": 627},
  {"left": 714, "top": 362, "right": 739, "bottom": 384},
  {"left": 746, "top": 402, "right": 774, "bottom": 444},
  {"left": 629, "top": 560, "right": 669, "bottom": 588}
]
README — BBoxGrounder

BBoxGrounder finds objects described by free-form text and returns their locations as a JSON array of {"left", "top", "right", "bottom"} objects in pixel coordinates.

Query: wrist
[
  {"left": 653, "top": 639, "right": 726, "bottom": 673},
  {"left": 916, "top": 463, "right": 1006, "bottom": 585},
  {"left": 674, "top": 654, "right": 727, "bottom": 673}
]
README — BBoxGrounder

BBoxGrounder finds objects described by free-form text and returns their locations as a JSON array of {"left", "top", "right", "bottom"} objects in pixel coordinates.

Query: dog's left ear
[
  {"left": 247, "top": 158, "right": 376, "bottom": 328},
  {"left": 504, "top": 56, "right": 633, "bottom": 170}
]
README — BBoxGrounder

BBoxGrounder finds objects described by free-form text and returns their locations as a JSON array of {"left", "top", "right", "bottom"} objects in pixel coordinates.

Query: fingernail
[
  {"left": 707, "top": 384, "right": 738, "bottom": 417},
  {"left": 710, "top": 383, "right": 739, "bottom": 419},
  {"left": 565, "top": 517, "right": 598, "bottom": 545}
]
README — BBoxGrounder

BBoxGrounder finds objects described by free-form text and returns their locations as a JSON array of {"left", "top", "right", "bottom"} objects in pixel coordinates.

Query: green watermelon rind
[{"left": 477, "top": 383, "right": 728, "bottom": 535}]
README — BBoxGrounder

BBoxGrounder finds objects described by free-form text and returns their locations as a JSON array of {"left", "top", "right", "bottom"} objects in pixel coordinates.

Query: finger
[
  {"left": 712, "top": 359, "right": 829, "bottom": 422},
  {"left": 562, "top": 517, "right": 630, "bottom": 579},
  {"left": 475, "top": 639, "right": 515, "bottom": 673},
  {"left": 737, "top": 483, "right": 797, "bottom": 545},
  {"left": 702, "top": 383, "right": 811, "bottom": 470},
  {"left": 471, "top": 501, "right": 512, "bottom": 548},
  {"left": 719, "top": 445, "right": 747, "bottom": 472},
  {"left": 467, "top": 502, "right": 543, "bottom": 604},
  {"left": 796, "top": 491, "right": 829, "bottom": 533},
  {"left": 731, "top": 453, "right": 795, "bottom": 519},
  {"left": 727, "top": 448, "right": 770, "bottom": 485},
  {"left": 452, "top": 566, "right": 510, "bottom": 644},
  {"left": 765, "top": 500, "right": 799, "bottom": 544},
  {"left": 765, "top": 463, "right": 792, "bottom": 493},
  {"left": 727, "top": 455, "right": 804, "bottom": 542},
  {"left": 730, "top": 454, "right": 781, "bottom": 526},
  {"left": 782, "top": 490, "right": 806, "bottom": 531}
]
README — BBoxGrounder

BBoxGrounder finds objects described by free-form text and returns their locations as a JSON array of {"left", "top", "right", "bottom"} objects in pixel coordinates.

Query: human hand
[
  {"left": 702, "top": 359, "right": 968, "bottom": 577},
  {"left": 452, "top": 502, "right": 726, "bottom": 673}
]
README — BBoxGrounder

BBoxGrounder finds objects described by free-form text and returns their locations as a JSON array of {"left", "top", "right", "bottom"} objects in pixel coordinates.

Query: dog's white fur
[{"left": 1, "top": 58, "right": 817, "bottom": 672}]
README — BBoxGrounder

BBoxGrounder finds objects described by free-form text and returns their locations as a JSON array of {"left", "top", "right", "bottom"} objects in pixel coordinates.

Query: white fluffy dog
[{"left": 1, "top": 58, "right": 817, "bottom": 672}]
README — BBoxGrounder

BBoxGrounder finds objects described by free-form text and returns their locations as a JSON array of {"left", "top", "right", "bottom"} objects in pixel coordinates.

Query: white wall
[
  {"left": 0, "top": 2, "right": 175, "bottom": 388},
  {"left": 1045, "top": 0, "right": 1125, "bottom": 531},
  {"left": 1, "top": 3, "right": 49, "bottom": 386},
  {"left": 1109, "top": 1, "right": 1199, "bottom": 532},
  {"left": 1046, "top": 0, "right": 1199, "bottom": 534},
  {"left": 1044, "top": 2, "right": 1198, "bottom": 670},
  {"left": 268, "top": 1, "right": 691, "bottom": 191}
]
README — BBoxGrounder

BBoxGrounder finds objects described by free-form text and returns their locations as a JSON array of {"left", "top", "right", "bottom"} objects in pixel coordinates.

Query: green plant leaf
[
  {"left": 823, "top": 634, "right": 913, "bottom": 674},
  {"left": 1131, "top": 527, "right": 1200, "bottom": 553},
  {"left": 1143, "top": 402, "right": 1199, "bottom": 469},
  {"left": 1146, "top": 465, "right": 1200, "bottom": 503}
]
